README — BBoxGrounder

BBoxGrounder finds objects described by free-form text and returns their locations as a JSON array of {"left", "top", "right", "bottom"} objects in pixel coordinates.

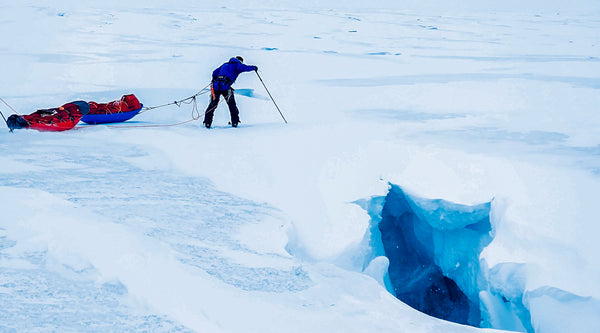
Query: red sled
[{"left": 7, "top": 101, "right": 90, "bottom": 132}]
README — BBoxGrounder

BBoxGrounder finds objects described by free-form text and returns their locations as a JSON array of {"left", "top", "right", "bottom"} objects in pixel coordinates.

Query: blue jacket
[{"left": 212, "top": 57, "right": 257, "bottom": 90}]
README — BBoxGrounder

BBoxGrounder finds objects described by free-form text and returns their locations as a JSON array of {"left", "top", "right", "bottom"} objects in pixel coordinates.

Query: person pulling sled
[{"left": 203, "top": 56, "right": 257, "bottom": 128}]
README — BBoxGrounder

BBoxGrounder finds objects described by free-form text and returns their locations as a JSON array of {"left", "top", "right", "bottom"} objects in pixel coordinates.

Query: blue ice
[
  {"left": 377, "top": 184, "right": 493, "bottom": 326},
  {"left": 369, "top": 184, "right": 598, "bottom": 333}
]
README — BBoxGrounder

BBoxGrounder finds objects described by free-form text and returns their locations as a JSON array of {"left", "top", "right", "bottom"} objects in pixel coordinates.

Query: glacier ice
[
  {"left": 364, "top": 184, "right": 600, "bottom": 332},
  {"left": 376, "top": 184, "right": 492, "bottom": 326}
]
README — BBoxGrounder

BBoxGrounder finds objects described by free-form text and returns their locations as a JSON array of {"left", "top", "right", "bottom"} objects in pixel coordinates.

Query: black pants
[{"left": 203, "top": 88, "right": 239, "bottom": 126}]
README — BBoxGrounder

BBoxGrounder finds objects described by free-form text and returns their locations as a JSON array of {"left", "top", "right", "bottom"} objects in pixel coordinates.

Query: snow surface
[{"left": 1, "top": 1, "right": 599, "bottom": 332}]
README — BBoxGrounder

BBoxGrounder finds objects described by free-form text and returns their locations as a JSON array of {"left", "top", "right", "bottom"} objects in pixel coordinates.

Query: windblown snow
[{"left": 1, "top": 1, "right": 599, "bottom": 332}]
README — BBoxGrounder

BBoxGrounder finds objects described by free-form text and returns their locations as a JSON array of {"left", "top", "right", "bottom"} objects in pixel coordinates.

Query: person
[{"left": 203, "top": 56, "right": 257, "bottom": 128}]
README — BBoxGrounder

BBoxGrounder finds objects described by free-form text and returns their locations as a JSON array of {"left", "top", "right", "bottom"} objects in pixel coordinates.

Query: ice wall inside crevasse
[
  {"left": 359, "top": 184, "right": 600, "bottom": 332},
  {"left": 376, "top": 184, "right": 494, "bottom": 327}
]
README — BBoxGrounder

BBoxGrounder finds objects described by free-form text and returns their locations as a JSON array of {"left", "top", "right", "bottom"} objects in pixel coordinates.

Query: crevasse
[{"left": 363, "top": 184, "right": 533, "bottom": 331}]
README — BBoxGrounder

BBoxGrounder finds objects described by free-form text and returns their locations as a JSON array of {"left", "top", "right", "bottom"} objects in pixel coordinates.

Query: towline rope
[
  {"left": 104, "top": 95, "right": 203, "bottom": 129},
  {"left": 138, "top": 82, "right": 211, "bottom": 114},
  {"left": 4, "top": 79, "right": 268, "bottom": 130},
  {"left": 0, "top": 97, "right": 19, "bottom": 114},
  {"left": 90, "top": 83, "right": 212, "bottom": 129}
]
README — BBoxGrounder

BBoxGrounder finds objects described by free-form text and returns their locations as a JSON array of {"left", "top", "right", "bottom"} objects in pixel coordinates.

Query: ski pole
[
  {"left": 0, "top": 109, "right": 9, "bottom": 132},
  {"left": 0, "top": 97, "right": 15, "bottom": 129},
  {"left": 255, "top": 71, "right": 287, "bottom": 124},
  {"left": 0, "top": 108, "right": 7, "bottom": 126}
]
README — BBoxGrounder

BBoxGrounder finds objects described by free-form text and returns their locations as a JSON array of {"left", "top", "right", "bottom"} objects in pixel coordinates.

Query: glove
[{"left": 253, "top": 66, "right": 258, "bottom": 72}]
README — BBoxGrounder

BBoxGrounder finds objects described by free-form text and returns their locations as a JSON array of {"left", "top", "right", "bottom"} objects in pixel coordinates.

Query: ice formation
[{"left": 376, "top": 184, "right": 493, "bottom": 326}]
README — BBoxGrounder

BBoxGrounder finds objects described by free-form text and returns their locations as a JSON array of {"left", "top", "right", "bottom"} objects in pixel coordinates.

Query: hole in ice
[{"left": 377, "top": 184, "right": 491, "bottom": 326}]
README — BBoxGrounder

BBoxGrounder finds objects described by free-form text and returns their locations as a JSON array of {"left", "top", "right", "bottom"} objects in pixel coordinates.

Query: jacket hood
[{"left": 229, "top": 57, "right": 242, "bottom": 64}]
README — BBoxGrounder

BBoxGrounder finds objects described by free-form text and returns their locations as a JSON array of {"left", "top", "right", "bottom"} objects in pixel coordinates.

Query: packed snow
[{"left": 1, "top": 1, "right": 599, "bottom": 332}]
